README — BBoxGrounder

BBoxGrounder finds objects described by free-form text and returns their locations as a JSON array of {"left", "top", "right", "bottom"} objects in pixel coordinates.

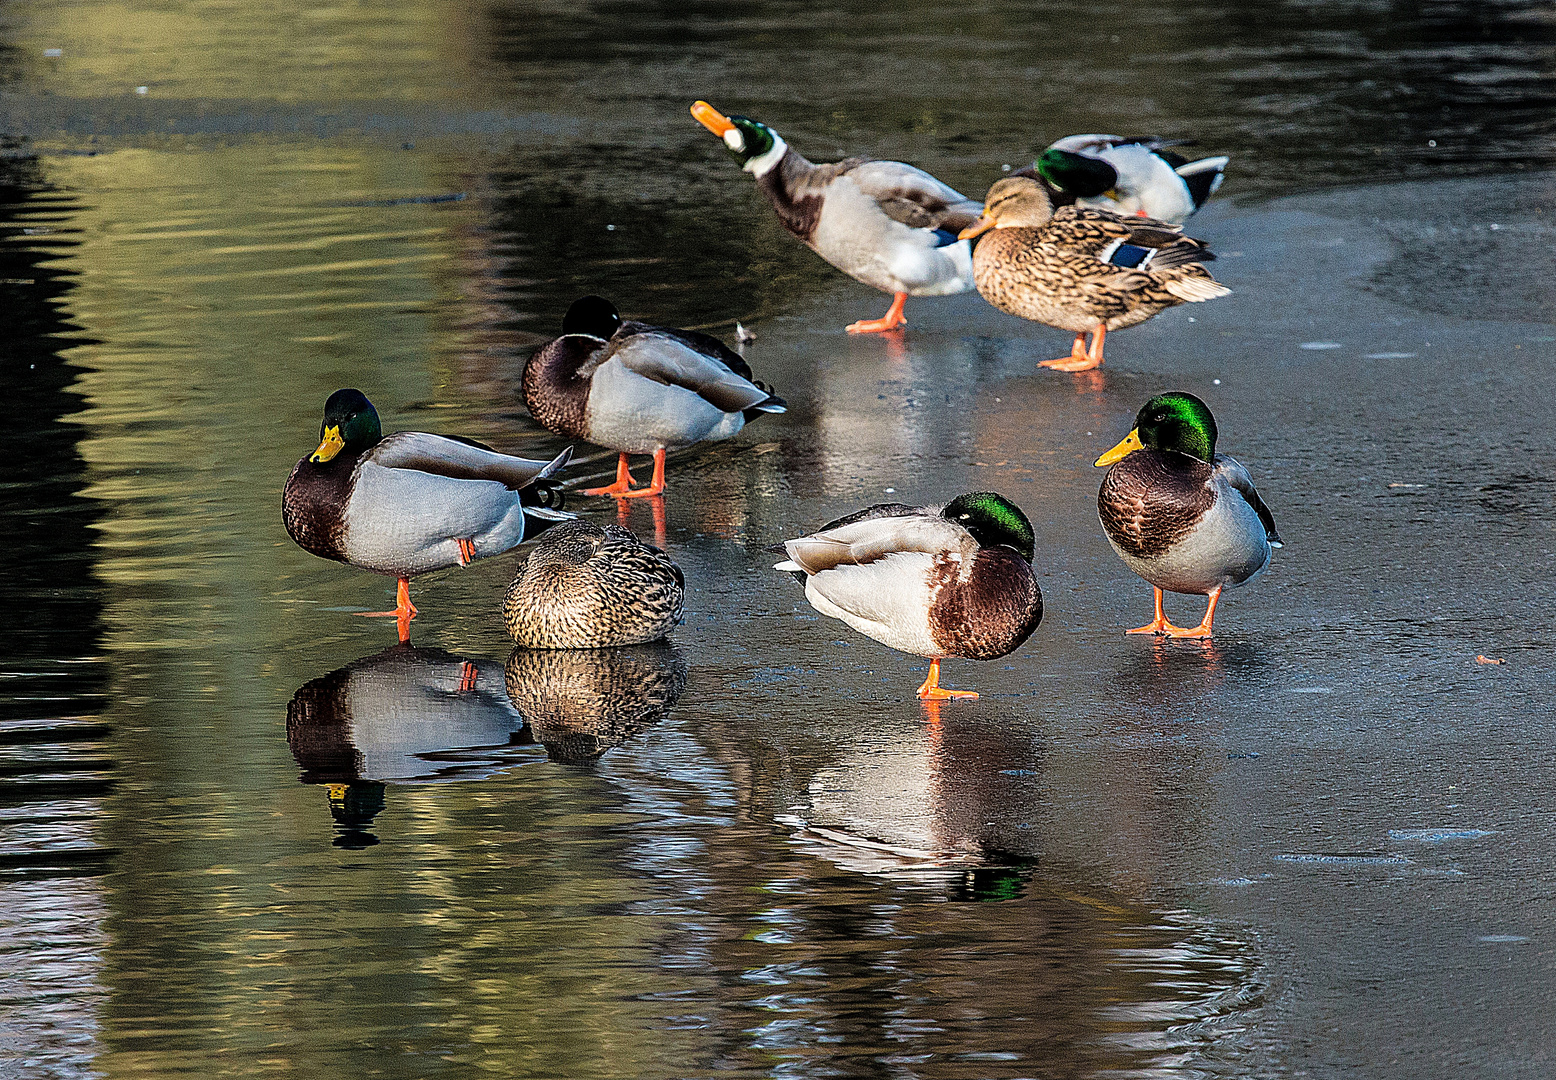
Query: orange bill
[
  {"left": 1094, "top": 428, "right": 1143, "bottom": 467},
  {"left": 958, "top": 215, "right": 996, "bottom": 240},
  {"left": 691, "top": 100, "right": 735, "bottom": 137}
]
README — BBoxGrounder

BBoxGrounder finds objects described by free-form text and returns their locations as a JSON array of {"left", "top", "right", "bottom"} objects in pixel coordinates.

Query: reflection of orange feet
[
  {"left": 457, "top": 661, "right": 478, "bottom": 692},
  {"left": 915, "top": 658, "right": 978, "bottom": 701},
  {"left": 455, "top": 538, "right": 476, "bottom": 566},
  {"left": 846, "top": 292, "right": 908, "bottom": 334}
]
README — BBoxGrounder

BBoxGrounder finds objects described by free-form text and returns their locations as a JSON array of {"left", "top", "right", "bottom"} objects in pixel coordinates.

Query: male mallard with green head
[
  {"left": 1035, "top": 135, "right": 1228, "bottom": 225},
  {"left": 959, "top": 176, "right": 1230, "bottom": 371},
  {"left": 1094, "top": 392, "right": 1282, "bottom": 638},
  {"left": 773, "top": 492, "right": 1043, "bottom": 700},
  {"left": 283, "top": 388, "right": 571, "bottom": 639},
  {"left": 524, "top": 295, "right": 785, "bottom": 498},
  {"left": 503, "top": 519, "right": 684, "bottom": 649},
  {"left": 691, "top": 100, "right": 982, "bottom": 334}
]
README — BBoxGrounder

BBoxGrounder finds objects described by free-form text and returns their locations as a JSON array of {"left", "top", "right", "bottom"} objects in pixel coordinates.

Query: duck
[
  {"left": 691, "top": 100, "right": 982, "bottom": 334},
  {"left": 958, "top": 176, "right": 1230, "bottom": 372},
  {"left": 773, "top": 492, "right": 1043, "bottom": 700},
  {"left": 523, "top": 295, "right": 785, "bottom": 498},
  {"left": 282, "top": 388, "right": 572, "bottom": 640},
  {"left": 1034, "top": 135, "right": 1228, "bottom": 225},
  {"left": 1094, "top": 392, "right": 1282, "bottom": 638},
  {"left": 503, "top": 519, "right": 684, "bottom": 649}
]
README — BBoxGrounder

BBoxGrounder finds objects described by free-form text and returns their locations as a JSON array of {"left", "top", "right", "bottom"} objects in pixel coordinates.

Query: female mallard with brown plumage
[
  {"left": 503, "top": 519, "right": 683, "bottom": 649},
  {"left": 958, "top": 176, "right": 1230, "bottom": 371},
  {"left": 1094, "top": 392, "right": 1282, "bottom": 638},
  {"left": 523, "top": 295, "right": 785, "bottom": 498},
  {"left": 691, "top": 100, "right": 982, "bottom": 333},
  {"left": 283, "top": 388, "right": 571, "bottom": 639},
  {"left": 773, "top": 492, "right": 1043, "bottom": 700}
]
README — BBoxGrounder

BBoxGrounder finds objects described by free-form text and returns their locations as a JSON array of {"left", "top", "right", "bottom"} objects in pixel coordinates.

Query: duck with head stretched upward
[
  {"left": 691, "top": 100, "right": 983, "bottom": 334},
  {"left": 283, "top": 388, "right": 572, "bottom": 639}
]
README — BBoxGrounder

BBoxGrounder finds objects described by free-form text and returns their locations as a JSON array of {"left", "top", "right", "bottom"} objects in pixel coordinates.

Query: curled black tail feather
[{"left": 524, "top": 478, "right": 567, "bottom": 510}]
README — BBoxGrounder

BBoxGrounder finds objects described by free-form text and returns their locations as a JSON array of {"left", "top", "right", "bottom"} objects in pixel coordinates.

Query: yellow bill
[
  {"left": 1094, "top": 428, "right": 1143, "bottom": 467},
  {"left": 310, "top": 425, "right": 346, "bottom": 463}
]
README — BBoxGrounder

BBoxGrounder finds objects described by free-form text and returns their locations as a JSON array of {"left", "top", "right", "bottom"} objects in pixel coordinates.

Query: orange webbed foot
[{"left": 846, "top": 292, "right": 908, "bottom": 334}]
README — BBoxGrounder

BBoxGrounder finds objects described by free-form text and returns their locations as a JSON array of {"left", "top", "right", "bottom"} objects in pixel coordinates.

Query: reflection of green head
[
  {"left": 951, "top": 865, "right": 1034, "bottom": 903},
  {"left": 1137, "top": 392, "right": 1218, "bottom": 462},
  {"left": 943, "top": 491, "right": 1036, "bottom": 563},
  {"left": 1035, "top": 147, "right": 1118, "bottom": 197}
]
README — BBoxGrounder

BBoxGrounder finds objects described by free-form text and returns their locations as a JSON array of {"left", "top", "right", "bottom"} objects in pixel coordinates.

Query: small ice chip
[
  {"left": 135, "top": 85, "right": 148, "bottom": 95},
  {"left": 44, "top": 48, "right": 62, "bottom": 58},
  {"left": 605, "top": 224, "right": 616, "bottom": 231},
  {"left": 1364, "top": 352, "right": 1417, "bottom": 360},
  {"left": 1213, "top": 378, "right": 1221, "bottom": 385},
  {"left": 1300, "top": 341, "right": 1342, "bottom": 350},
  {"left": 884, "top": 488, "right": 895, "bottom": 493}
]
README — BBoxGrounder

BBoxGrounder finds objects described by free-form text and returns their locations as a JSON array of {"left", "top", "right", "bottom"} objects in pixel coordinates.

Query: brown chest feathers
[
  {"left": 282, "top": 454, "right": 356, "bottom": 563},
  {"left": 1098, "top": 450, "right": 1216, "bottom": 559},
  {"left": 522, "top": 336, "right": 594, "bottom": 439},
  {"left": 927, "top": 549, "right": 1044, "bottom": 661},
  {"left": 756, "top": 149, "right": 858, "bottom": 243}
]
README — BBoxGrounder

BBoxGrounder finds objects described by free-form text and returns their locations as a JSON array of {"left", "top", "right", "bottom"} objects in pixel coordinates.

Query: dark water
[{"left": 1, "top": 1, "right": 1554, "bottom": 1077}]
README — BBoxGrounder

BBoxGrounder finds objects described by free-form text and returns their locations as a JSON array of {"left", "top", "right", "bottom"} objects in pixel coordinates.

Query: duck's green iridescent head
[
  {"left": 691, "top": 100, "right": 783, "bottom": 173},
  {"left": 310, "top": 388, "right": 382, "bottom": 463},
  {"left": 1095, "top": 392, "right": 1217, "bottom": 466},
  {"left": 561, "top": 294, "right": 622, "bottom": 339},
  {"left": 1034, "top": 147, "right": 1119, "bottom": 198},
  {"left": 943, "top": 491, "right": 1036, "bottom": 563}
]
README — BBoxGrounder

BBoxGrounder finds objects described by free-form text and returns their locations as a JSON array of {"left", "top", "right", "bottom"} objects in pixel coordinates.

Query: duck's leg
[
  {"left": 618, "top": 447, "right": 667, "bottom": 498},
  {"left": 455, "top": 538, "right": 477, "bottom": 566},
  {"left": 582, "top": 453, "right": 638, "bottom": 496},
  {"left": 1163, "top": 586, "right": 1221, "bottom": 639},
  {"left": 915, "top": 658, "right": 979, "bottom": 701},
  {"left": 1126, "top": 587, "right": 1195, "bottom": 636},
  {"left": 357, "top": 578, "right": 419, "bottom": 641},
  {"left": 1041, "top": 324, "right": 1106, "bottom": 372},
  {"left": 845, "top": 292, "right": 908, "bottom": 334}
]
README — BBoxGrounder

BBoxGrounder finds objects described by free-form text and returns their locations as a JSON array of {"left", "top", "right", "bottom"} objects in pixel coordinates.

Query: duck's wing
[
  {"left": 369, "top": 432, "right": 572, "bottom": 491},
  {"left": 1214, "top": 454, "right": 1282, "bottom": 547},
  {"left": 845, "top": 160, "right": 984, "bottom": 234},
  {"left": 609, "top": 330, "right": 784, "bottom": 415},
  {"left": 776, "top": 508, "right": 972, "bottom": 574}
]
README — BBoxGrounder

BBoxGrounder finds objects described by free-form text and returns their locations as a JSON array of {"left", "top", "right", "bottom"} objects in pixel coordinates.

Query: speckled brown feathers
[
  {"left": 927, "top": 549, "right": 1045, "bottom": 660},
  {"left": 504, "top": 641, "right": 687, "bottom": 763},
  {"left": 503, "top": 520, "right": 683, "bottom": 648},
  {"left": 282, "top": 453, "right": 354, "bottom": 563},
  {"left": 1098, "top": 450, "right": 1217, "bottom": 559}
]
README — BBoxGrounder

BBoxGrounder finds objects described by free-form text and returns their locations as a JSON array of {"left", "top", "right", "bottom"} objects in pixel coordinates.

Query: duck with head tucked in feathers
[
  {"left": 959, "top": 176, "right": 1230, "bottom": 372},
  {"left": 523, "top": 295, "right": 786, "bottom": 498},
  {"left": 691, "top": 100, "right": 983, "bottom": 334},
  {"left": 1094, "top": 392, "right": 1282, "bottom": 638},
  {"left": 283, "top": 388, "right": 572, "bottom": 640},
  {"left": 773, "top": 492, "right": 1044, "bottom": 701},
  {"left": 503, "top": 519, "right": 684, "bottom": 649},
  {"left": 1035, "top": 134, "right": 1229, "bottom": 225}
]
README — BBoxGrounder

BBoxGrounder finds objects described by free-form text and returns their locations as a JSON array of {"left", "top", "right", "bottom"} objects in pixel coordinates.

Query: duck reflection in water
[
  {"left": 504, "top": 641, "right": 687, "bottom": 765},
  {"left": 286, "top": 644, "right": 531, "bottom": 847}
]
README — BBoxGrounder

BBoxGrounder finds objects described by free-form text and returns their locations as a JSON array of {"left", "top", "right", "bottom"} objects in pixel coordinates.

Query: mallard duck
[
  {"left": 503, "top": 519, "right": 684, "bottom": 648},
  {"left": 1094, "top": 392, "right": 1282, "bottom": 637},
  {"left": 958, "top": 176, "right": 1230, "bottom": 371},
  {"left": 282, "top": 388, "right": 572, "bottom": 639},
  {"left": 1035, "top": 135, "right": 1228, "bottom": 225},
  {"left": 691, "top": 100, "right": 982, "bottom": 333},
  {"left": 773, "top": 492, "right": 1043, "bottom": 700},
  {"left": 524, "top": 295, "right": 785, "bottom": 498}
]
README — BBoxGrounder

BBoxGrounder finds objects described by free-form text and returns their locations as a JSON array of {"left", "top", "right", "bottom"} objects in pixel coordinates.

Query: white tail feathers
[
  {"left": 1175, "top": 155, "right": 1229, "bottom": 177},
  {"left": 1165, "top": 276, "right": 1232, "bottom": 302}
]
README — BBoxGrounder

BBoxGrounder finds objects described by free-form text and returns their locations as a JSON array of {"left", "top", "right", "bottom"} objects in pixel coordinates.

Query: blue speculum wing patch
[
  {"left": 930, "top": 228, "right": 963, "bottom": 248},
  {"left": 1107, "top": 242, "right": 1155, "bottom": 268}
]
